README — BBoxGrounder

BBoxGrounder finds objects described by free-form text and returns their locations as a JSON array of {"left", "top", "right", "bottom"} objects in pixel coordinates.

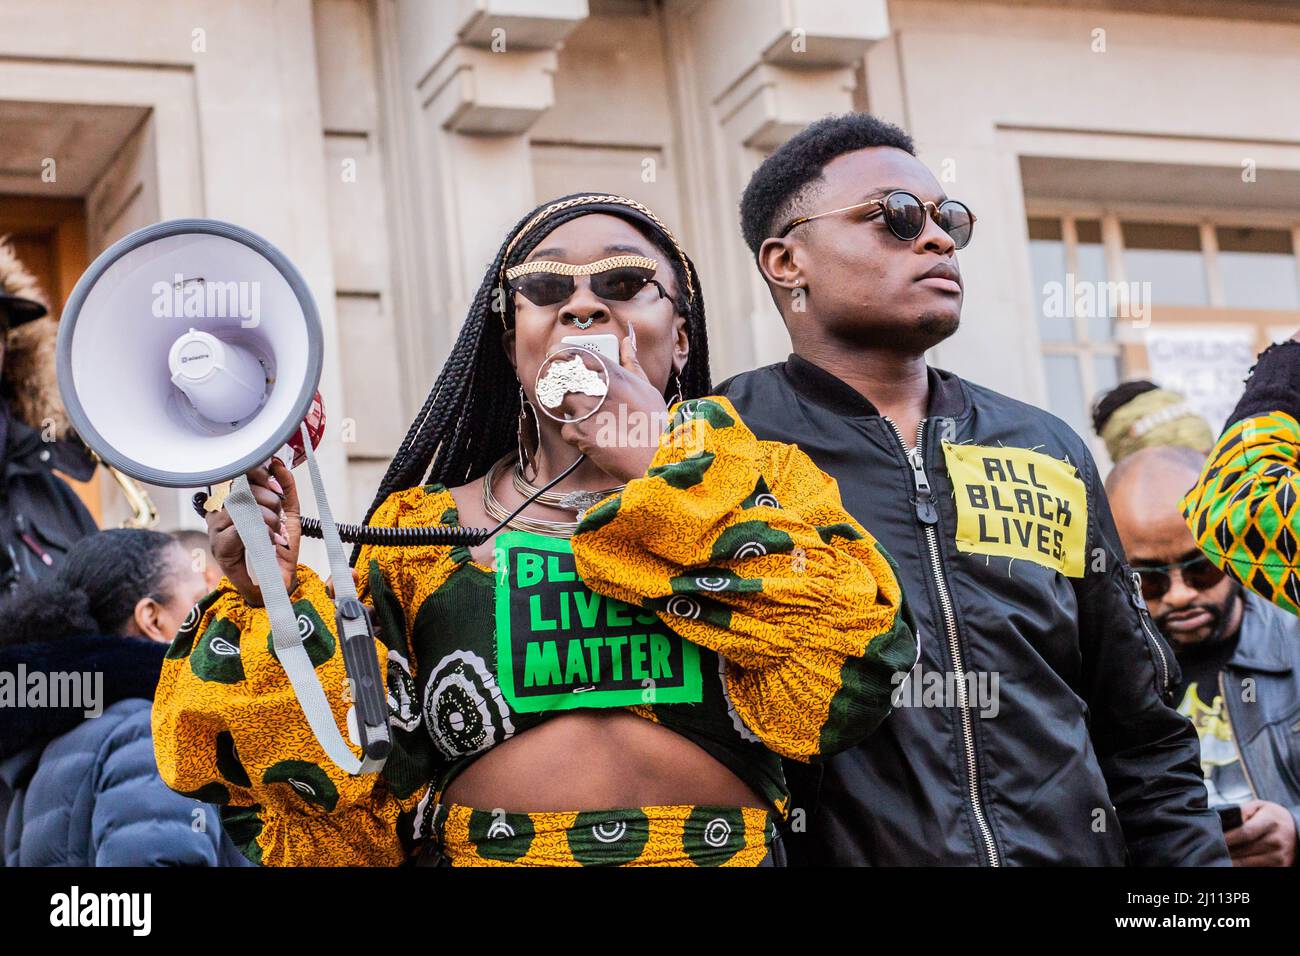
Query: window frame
[{"left": 1026, "top": 201, "right": 1300, "bottom": 458}]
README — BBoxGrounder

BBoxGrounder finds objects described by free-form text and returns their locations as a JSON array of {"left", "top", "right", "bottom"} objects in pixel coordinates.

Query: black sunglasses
[
  {"left": 510, "top": 265, "right": 672, "bottom": 309},
  {"left": 1133, "top": 553, "right": 1226, "bottom": 602},
  {"left": 779, "top": 190, "right": 976, "bottom": 249}
]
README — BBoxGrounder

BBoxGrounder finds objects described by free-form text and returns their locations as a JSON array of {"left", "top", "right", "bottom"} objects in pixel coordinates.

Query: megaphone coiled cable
[
  {"left": 299, "top": 520, "right": 487, "bottom": 547},
  {"left": 298, "top": 452, "right": 588, "bottom": 552}
]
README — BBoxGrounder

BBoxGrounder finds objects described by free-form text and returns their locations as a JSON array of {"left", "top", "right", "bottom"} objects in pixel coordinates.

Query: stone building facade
[{"left": 2, "top": 0, "right": 1298, "bottom": 545}]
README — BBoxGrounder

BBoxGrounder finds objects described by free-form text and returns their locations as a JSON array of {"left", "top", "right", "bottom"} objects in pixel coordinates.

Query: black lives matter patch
[
  {"left": 943, "top": 441, "right": 1088, "bottom": 577},
  {"left": 493, "top": 531, "right": 702, "bottom": 713}
]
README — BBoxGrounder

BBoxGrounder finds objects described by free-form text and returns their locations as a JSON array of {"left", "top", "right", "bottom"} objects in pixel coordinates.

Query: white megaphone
[{"left": 57, "top": 219, "right": 389, "bottom": 775}]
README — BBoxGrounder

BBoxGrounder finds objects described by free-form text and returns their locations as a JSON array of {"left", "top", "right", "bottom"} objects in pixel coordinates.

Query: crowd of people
[{"left": 1, "top": 110, "right": 1298, "bottom": 867}]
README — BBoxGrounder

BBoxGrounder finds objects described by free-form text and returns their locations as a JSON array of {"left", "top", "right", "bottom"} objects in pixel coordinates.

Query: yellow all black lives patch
[{"left": 942, "top": 442, "right": 1088, "bottom": 577}]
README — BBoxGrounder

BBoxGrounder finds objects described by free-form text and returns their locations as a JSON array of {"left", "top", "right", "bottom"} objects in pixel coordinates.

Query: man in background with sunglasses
[
  {"left": 1111, "top": 445, "right": 1299, "bottom": 867},
  {"left": 718, "top": 112, "right": 1225, "bottom": 866}
]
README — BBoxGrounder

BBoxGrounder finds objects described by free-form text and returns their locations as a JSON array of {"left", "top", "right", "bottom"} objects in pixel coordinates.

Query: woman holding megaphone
[{"left": 152, "top": 194, "right": 916, "bottom": 867}]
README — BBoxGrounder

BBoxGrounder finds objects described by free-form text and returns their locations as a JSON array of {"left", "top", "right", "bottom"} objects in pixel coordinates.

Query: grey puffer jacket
[{"left": 0, "top": 632, "right": 250, "bottom": 866}]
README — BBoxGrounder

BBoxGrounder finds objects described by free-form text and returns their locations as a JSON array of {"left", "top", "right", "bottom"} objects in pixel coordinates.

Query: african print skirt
[{"left": 423, "top": 803, "right": 778, "bottom": 866}]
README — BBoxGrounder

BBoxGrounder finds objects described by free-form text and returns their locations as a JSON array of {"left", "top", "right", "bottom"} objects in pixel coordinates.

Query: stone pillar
[
  {"left": 661, "top": 0, "right": 892, "bottom": 378},
  {"left": 380, "top": 0, "right": 589, "bottom": 392}
]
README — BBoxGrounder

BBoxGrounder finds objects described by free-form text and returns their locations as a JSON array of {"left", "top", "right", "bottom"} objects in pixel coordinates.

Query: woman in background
[
  {"left": 1091, "top": 379, "right": 1212, "bottom": 465},
  {"left": 0, "top": 529, "right": 249, "bottom": 866}
]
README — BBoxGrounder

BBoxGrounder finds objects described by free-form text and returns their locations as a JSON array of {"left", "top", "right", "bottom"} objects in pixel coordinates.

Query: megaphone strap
[
  {"left": 225, "top": 472, "right": 386, "bottom": 777},
  {"left": 299, "top": 423, "right": 391, "bottom": 764}
]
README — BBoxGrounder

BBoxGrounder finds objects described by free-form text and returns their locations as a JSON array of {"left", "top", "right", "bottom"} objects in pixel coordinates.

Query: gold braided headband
[
  {"left": 504, "top": 254, "right": 657, "bottom": 281},
  {"left": 500, "top": 194, "right": 695, "bottom": 305}
]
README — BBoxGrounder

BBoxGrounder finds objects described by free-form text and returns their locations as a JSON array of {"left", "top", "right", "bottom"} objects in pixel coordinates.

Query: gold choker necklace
[
  {"left": 483, "top": 457, "right": 623, "bottom": 537},
  {"left": 511, "top": 462, "right": 625, "bottom": 514}
]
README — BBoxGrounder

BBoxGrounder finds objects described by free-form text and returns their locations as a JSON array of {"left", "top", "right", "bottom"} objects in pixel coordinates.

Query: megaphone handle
[
  {"left": 297, "top": 423, "right": 391, "bottom": 765},
  {"left": 225, "top": 477, "right": 378, "bottom": 776}
]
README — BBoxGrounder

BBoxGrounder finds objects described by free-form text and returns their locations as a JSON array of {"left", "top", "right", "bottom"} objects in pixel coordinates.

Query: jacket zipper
[
  {"left": 1130, "top": 570, "right": 1170, "bottom": 694},
  {"left": 1218, "top": 669, "right": 1259, "bottom": 801},
  {"left": 885, "top": 417, "right": 1000, "bottom": 867}
]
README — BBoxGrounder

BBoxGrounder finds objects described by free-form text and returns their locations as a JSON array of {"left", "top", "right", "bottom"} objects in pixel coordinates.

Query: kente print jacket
[{"left": 1182, "top": 340, "right": 1300, "bottom": 616}]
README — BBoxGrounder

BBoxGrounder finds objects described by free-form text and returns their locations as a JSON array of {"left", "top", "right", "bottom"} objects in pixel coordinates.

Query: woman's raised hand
[
  {"left": 205, "top": 457, "right": 302, "bottom": 606},
  {"left": 557, "top": 323, "right": 670, "bottom": 483}
]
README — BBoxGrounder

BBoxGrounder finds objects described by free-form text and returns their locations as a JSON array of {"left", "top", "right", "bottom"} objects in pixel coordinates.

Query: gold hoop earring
[{"left": 517, "top": 385, "right": 541, "bottom": 480}]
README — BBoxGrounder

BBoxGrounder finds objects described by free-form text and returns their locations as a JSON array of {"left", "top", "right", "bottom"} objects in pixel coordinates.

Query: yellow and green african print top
[
  {"left": 152, "top": 397, "right": 916, "bottom": 866},
  {"left": 1181, "top": 412, "right": 1300, "bottom": 615}
]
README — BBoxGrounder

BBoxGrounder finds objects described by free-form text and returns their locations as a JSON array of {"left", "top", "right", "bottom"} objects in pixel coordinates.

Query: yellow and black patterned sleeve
[
  {"left": 571, "top": 396, "right": 917, "bottom": 762},
  {"left": 1181, "top": 412, "right": 1300, "bottom": 615},
  {"left": 152, "top": 486, "right": 461, "bottom": 866}
]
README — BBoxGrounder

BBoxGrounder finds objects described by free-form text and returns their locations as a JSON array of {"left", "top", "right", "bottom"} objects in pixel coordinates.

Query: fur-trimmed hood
[
  {"left": 0, "top": 633, "right": 166, "bottom": 760},
  {"left": 0, "top": 238, "right": 68, "bottom": 437}
]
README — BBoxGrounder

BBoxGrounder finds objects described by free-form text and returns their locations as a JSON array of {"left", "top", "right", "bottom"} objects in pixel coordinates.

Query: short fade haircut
[{"left": 739, "top": 112, "right": 915, "bottom": 256}]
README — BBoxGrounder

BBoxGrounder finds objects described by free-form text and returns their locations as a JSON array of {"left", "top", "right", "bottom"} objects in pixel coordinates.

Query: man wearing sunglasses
[
  {"left": 1111, "top": 445, "right": 1299, "bottom": 867},
  {"left": 717, "top": 113, "right": 1225, "bottom": 866}
]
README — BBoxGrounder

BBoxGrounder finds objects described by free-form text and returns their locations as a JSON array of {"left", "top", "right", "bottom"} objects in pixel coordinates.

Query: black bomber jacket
[{"left": 718, "top": 354, "right": 1229, "bottom": 866}]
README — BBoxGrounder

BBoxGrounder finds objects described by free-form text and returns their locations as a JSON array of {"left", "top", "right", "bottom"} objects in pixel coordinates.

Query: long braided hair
[{"left": 355, "top": 194, "right": 711, "bottom": 559}]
